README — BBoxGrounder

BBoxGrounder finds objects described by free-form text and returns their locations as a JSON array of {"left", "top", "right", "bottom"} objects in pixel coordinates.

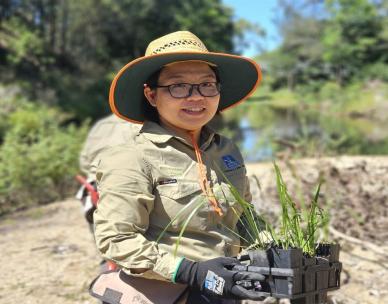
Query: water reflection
[{"left": 222, "top": 102, "right": 388, "bottom": 162}]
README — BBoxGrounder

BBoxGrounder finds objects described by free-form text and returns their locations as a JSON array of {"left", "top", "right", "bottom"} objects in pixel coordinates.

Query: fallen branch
[{"left": 329, "top": 226, "right": 388, "bottom": 257}]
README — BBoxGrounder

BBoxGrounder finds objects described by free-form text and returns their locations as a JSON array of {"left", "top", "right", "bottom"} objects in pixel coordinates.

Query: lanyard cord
[{"left": 189, "top": 131, "right": 223, "bottom": 216}]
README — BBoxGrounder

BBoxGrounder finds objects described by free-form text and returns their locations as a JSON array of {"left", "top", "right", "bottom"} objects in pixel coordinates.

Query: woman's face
[{"left": 144, "top": 61, "right": 220, "bottom": 134}]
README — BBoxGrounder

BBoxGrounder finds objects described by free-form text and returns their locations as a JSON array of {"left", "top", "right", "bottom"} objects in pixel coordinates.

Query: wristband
[{"left": 172, "top": 256, "right": 185, "bottom": 283}]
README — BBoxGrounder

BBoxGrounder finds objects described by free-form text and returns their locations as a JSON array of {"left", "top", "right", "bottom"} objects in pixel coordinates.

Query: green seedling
[
  {"left": 157, "top": 161, "right": 329, "bottom": 257},
  {"left": 273, "top": 162, "right": 326, "bottom": 256}
]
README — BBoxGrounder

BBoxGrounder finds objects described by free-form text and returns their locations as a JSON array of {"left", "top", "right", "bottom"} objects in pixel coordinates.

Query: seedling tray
[{"left": 235, "top": 244, "right": 342, "bottom": 303}]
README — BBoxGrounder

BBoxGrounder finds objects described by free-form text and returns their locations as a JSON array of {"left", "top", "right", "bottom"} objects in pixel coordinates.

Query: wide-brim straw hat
[{"left": 109, "top": 31, "right": 262, "bottom": 123}]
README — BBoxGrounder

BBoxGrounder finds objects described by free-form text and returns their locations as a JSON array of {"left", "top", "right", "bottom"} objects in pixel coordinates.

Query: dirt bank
[
  {"left": 247, "top": 156, "right": 388, "bottom": 303},
  {"left": 247, "top": 156, "right": 388, "bottom": 246},
  {"left": 0, "top": 156, "right": 387, "bottom": 303}
]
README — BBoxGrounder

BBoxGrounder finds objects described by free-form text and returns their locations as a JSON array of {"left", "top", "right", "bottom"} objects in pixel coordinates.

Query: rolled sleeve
[{"left": 93, "top": 145, "right": 181, "bottom": 281}]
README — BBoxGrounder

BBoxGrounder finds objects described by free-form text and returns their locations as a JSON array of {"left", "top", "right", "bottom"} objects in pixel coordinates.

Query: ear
[{"left": 144, "top": 86, "right": 157, "bottom": 107}]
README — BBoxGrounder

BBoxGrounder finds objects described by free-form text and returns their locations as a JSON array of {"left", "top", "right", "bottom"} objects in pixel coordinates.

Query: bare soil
[
  {"left": 0, "top": 200, "right": 100, "bottom": 304},
  {"left": 247, "top": 156, "right": 388, "bottom": 304},
  {"left": 0, "top": 156, "right": 387, "bottom": 303}
]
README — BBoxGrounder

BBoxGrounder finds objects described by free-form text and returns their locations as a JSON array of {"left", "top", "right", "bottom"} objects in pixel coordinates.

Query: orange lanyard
[{"left": 189, "top": 131, "right": 223, "bottom": 216}]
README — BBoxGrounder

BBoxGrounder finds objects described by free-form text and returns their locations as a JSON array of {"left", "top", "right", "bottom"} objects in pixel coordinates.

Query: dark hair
[
  {"left": 142, "top": 64, "right": 221, "bottom": 123},
  {"left": 142, "top": 69, "right": 162, "bottom": 123},
  {"left": 210, "top": 65, "right": 220, "bottom": 83},
  {"left": 210, "top": 66, "right": 221, "bottom": 111}
]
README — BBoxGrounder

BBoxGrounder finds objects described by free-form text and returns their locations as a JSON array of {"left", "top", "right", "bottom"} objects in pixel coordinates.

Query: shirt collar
[
  {"left": 140, "top": 120, "right": 219, "bottom": 148},
  {"left": 140, "top": 121, "right": 174, "bottom": 143},
  {"left": 200, "top": 125, "right": 218, "bottom": 150}
]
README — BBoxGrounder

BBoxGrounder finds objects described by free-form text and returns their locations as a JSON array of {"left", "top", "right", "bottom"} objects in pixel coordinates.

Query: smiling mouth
[{"left": 182, "top": 107, "right": 205, "bottom": 113}]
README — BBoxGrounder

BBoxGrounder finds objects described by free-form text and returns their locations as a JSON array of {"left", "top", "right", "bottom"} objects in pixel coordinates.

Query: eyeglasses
[{"left": 155, "top": 82, "right": 221, "bottom": 98}]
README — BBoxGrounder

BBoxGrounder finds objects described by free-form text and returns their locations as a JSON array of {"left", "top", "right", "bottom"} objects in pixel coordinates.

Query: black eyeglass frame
[{"left": 154, "top": 82, "right": 221, "bottom": 98}]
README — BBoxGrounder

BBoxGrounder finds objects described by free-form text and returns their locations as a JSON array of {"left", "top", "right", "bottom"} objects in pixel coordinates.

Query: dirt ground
[
  {"left": 247, "top": 156, "right": 388, "bottom": 304},
  {"left": 0, "top": 156, "right": 387, "bottom": 304},
  {"left": 0, "top": 199, "right": 100, "bottom": 304}
]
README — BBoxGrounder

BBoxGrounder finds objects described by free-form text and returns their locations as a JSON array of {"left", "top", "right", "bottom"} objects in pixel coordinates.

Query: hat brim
[{"left": 109, "top": 52, "right": 262, "bottom": 123}]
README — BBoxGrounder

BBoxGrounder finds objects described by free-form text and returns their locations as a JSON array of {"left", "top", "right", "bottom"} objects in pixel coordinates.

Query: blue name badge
[{"left": 222, "top": 155, "right": 240, "bottom": 170}]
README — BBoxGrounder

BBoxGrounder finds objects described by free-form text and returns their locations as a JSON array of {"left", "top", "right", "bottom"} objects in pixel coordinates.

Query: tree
[
  {"left": 323, "top": 0, "right": 387, "bottom": 83},
  {"left": 262, "top": 0, "right": 328, "bottom": 90},
  {"left": 261, "top": 0, "right": 388, "bottom": 89},
  {"left": 0, "top": 0, "right": 259, "bottom": 120}
]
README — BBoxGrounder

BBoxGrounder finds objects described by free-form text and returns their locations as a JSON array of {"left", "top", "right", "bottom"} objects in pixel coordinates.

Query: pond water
[{"left": 224, "top": 104, "right": 388, "bottom": 162}]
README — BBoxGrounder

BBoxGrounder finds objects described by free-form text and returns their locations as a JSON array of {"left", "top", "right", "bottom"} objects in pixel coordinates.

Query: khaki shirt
[
  {"left": 79, "top": 114, "right": 141, "bottom": 177},
  {"left": 93, "top": 121, "right": 252, "bottom": 281}
]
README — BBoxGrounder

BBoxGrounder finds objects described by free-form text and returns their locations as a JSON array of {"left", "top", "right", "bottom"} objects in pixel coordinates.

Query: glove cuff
[
  {"left": 172, "top": 256, "right": 185, "bottom": 283},
  {"left": 174, "top": 258, "right": 198, "bottom": 287}
]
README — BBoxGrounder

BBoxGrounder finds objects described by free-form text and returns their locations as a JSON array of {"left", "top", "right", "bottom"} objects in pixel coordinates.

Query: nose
[{"left": 187, "top": 85, "right": 203, "bottom": 99}]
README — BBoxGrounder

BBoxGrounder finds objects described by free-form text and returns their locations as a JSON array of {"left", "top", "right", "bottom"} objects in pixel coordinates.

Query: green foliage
[
  {"left": 237, "top": 163, "right": 327, "bottom": 255},
  {"left": 0, "top": 93, "right": 29, "bottom": 140},
  {"left": 0, "top": 0, "right": 262, "bottom": 120},
  {"left": 273, "top": 162, "right": 327, "bottom": 256},
  {"left": 268, "top": 89, "right": 299, "bottom": 109},
  {"left": 0, "top": 102, "right": 89, "bottom": 215},
  {"left": 317, "top": 82, "right": 342, "bottom": 102},
  {"left": 322, "top": 0, "right": 385, "bottom": 82},
  {"left": 4, "top": 18, "right": 46, "bottom": 66},
  {"left": 361, "top": 62, "right": 388, "bottom": 82},
  {"left": 261, "top": 0, "right": 388, "bottom": 89},
  {"left": 222, "top": 162, "right": 328, "bottom": 255}
]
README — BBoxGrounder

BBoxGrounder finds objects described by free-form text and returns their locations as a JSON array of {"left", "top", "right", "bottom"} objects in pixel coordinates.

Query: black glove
[{"left": 175, "top": 257, "right": 265, "bottom": 300}]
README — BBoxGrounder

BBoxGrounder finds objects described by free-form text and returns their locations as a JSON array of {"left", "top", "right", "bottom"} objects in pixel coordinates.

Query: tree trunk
[
  {"left": 49, "top": 0, "right": 57, "bottom": 53},
  {"left": 60, "top": 0, "right": 68, "bottom": 55}
]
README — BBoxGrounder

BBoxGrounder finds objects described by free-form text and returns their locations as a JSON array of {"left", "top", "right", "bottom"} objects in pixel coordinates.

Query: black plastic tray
[{"left": 235, "top": 244, "right": 342, "bottom": 303}]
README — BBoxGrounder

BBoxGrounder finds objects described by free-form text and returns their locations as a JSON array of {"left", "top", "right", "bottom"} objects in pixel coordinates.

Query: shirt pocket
[
  {"left": 153, "top": 179, "right": 206, "bottom": 230},
  {"left": 156, "top": 179, "right": 201, "bottom": 200}
]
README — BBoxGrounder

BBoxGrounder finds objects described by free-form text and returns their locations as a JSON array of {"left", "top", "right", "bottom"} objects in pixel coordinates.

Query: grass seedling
[
  {"left": 273, "top": 162, "right": 326, "bottom": 256},
  {"left": 304, "top": 182, "right": 323, "bottom": 255},
  {"left": 227, "top": 162, "right": 327, "bottom": 256},
  {"left": 157, "top": 161, "right": 328, "bottom": 257},
  {"left": 215, "top": 163, "right": 275, "bottom": 250}
]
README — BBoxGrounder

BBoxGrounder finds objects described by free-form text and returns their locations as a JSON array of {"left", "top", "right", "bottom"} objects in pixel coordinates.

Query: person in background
[
  {"left": 92, "top": 31, "right": 266, "bottom": 303},
  {"left": 76, "top": 114, "right": 140, "bottom": 227}
]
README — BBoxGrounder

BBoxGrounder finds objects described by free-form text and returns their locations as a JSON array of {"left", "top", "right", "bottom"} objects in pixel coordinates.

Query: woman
[{"left": 93, "top": 31, "right": 265, "bottom": 303}]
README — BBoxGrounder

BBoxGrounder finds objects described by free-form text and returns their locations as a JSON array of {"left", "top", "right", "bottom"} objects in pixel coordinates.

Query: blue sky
[{"left": 223, "top": 0, "right": 281, "bottom": 56}]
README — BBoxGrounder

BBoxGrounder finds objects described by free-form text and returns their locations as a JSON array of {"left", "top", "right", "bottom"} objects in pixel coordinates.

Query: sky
[{"left": 223, "top": 0, "right": 281, "bottom": 56}]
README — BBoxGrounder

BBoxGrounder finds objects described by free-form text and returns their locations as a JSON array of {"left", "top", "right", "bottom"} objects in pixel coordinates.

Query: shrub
[
  {"left": 0, "top": 88, "right": 29, "bottom": 141},
  {"left": 361, "top": 62, "right": 388, "bottom": 82},
  {"left": 0, "top": 102, "right": 89, "bottom": 215}
]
